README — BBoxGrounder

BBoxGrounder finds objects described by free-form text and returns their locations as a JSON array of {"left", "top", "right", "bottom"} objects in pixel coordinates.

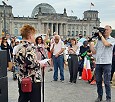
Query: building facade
[{"left": 0, "top": 3, "right": 100, "bottom": 38}]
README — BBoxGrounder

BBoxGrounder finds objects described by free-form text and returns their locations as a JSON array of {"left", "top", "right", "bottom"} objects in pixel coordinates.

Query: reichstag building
[{"left": 0, "top": 3, "right": 100, "bottom": 38}]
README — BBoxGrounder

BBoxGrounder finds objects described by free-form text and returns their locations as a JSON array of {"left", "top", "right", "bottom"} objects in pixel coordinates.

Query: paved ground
[{"left": 8, "top": 68, "right": 115, "bottom": 102}]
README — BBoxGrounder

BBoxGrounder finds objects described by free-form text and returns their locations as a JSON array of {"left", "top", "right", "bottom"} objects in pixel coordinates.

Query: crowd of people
[{"left": 0, "top": 24, "right": 115, "bottom": 102}]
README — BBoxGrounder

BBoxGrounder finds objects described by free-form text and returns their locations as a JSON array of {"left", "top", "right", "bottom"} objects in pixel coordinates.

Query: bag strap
[{"left": 23, "top": 44, "right": 28, "bottom": 77}]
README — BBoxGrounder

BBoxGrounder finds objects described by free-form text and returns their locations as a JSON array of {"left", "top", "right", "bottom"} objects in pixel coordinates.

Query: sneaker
[
  {"left": 68, "top": 81, "right": 72, "bottom": 84},
  {"left": 104, "top": 99, "right": 111, "bottom": 102},
  {"left": 61, "top": 80, "right": 64, "bottom": 83},
  {"left": 95, "top": 96, "right": 102, "bottom": 102},
  {"left": 78, "top": 76, "right": 82, "bottom": 80},
  {"left": 90, "top": 80, "right": 96, "bottom": 85}
]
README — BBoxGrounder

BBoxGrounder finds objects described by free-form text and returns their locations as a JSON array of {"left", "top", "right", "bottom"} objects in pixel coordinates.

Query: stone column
[
  {"left": 82, "top": 21, "right": 84, "bottom": 36},
  {"left": 46, "top": 23, "right": 49, "bottom": 32},
  {"left": 9, "top": 20, "right": 12, "bottom": 35},
  {"left": 78, "top": 24, "right": 80, "bottom": 34},
  {"left": 62, "top": 24, "right": 64, "bottom": 36},
  {"left": 63, "top": 24, "right": 66, "bottom": 36},
  {"left": 51, "top": 23, "right": 53, "bottom": 36},
  {"left": 60, "top": 23, "right": 62, "bottom": 36},
  {"left": 42, "top": 23, "right": 44, "bottom": 33},
  {"left": 65, "top": 24, "right": 68, "bottom": 37},
  {"left": 37, "top": 22, "right": 41, "bottom": 33},
  {"left": 74, "top": 24, "right": 76, "bottom": 36},
  {"left": 87, "top": 23, "right": 90, "bottom": 36},
  {"left": 56, "top": 23, "right": 58, "bottom": 34},
  {"left": 70, "top": 24, "right": 72, "bottom": 36}
]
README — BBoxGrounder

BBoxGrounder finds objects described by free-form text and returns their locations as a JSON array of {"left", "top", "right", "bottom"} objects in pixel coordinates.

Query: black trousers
[
  {"left": 18, "top": 80, "right": 41, "bottom": 102},
  {"left": 68, "top": 54, "right": 78, "bottom": 83}
]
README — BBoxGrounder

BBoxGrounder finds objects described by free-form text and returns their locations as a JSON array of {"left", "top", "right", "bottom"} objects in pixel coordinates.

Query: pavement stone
[{"left": 8, "top": 68, "right": 115, "bottom": 102}]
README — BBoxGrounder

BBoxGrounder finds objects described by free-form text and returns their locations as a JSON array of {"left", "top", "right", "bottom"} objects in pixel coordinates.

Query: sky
[{"left": 1, "top": 0, "right": 115, "bottom": 29}]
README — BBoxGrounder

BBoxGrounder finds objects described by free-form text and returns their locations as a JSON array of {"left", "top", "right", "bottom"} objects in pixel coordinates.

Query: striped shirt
[{"left": 94, "top": 36, "right": 115, "bottom": 64}]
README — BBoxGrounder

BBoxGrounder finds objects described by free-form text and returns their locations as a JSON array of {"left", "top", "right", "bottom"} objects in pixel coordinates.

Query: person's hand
[
  {"left": 79, "top": 56, "right": 82, "bottom": 60},
  {"left": 68, "top": 47, "right": 73, "bottom": 51},
  {"left": 47, "top": 29, "right": 50, "bottom": 35},
  {"left": 87, "top": 52, "right": 92, "bottom": 56},
  {"left": 89, "top": 41, "right": 95, "bottom": 47},
  {"left": 98, "top": 32, "right": 103, "bottom": 38},
  {"left": 55, "top": 53, "right": 59, "bottom": 57}
]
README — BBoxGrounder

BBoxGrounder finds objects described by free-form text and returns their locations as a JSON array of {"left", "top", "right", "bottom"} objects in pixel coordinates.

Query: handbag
[{"left": 21, "top": 77, "right": 32, "bottom": 92}]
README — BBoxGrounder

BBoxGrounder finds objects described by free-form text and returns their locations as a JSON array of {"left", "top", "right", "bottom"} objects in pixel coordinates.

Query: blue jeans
[
  {"left": 52, "top": 55, "right": 64, "bottom": 81},
  {"left": 95, "top": 64, "right": 111, "bottom": 99}
]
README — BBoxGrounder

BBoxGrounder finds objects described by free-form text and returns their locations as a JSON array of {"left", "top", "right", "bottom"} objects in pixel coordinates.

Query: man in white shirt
[{"left": 50, "top": 35, "right": 65, "bottom": 82}]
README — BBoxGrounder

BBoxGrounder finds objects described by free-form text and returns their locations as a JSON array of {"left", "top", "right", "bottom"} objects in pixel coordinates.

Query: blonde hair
[{"left": 20, "top": 24, "right": 36, "bottom": 39}]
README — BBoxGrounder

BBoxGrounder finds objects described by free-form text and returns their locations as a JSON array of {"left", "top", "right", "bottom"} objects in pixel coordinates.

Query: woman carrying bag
[{"left": 15, "top": 24, "right": 42, "bottom": 102}]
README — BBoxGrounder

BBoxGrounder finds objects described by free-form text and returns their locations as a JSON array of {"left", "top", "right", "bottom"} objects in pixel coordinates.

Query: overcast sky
[{"left": 2, "top": 0, "right": 115, "bottom": 29}]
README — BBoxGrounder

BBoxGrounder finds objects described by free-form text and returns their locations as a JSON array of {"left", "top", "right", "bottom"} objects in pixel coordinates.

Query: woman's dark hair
[
  {"left": 11, "top": 37, "right": 15, "bottom": 44},
  {"left": 1, "top": 37, "right": 7, "bottom": 44},
  {"left": 71, "top": 38, "right": 77, "bottom": 44},
  {"left": 35, "top": 36, "right": 44, "bottom": 45}
]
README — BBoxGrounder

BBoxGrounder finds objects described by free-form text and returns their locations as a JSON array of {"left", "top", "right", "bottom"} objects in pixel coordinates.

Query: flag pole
[
  {"left": 90, "top": 4, "right": 91, "bottom": 10},
  {"left": 90, "top": 2, "right": 94, "bottom": 10}
]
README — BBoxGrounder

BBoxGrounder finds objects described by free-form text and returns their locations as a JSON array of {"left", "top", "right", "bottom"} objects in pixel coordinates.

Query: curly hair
[{"left": 20, "top": 24, "right": 36, "bottom": 39}]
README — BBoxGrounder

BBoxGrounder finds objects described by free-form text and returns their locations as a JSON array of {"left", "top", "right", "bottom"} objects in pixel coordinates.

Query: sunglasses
[{"left": 38, "top": 39, "right": 42, "bottom": 40}]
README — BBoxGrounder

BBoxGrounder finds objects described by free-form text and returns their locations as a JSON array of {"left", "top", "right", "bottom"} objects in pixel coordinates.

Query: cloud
[
  {"left": 5, "top": 0, "right": 115, "bottom": 29},
  {"left": 101, "top": 20, "right": 115, "bottom": 29}
]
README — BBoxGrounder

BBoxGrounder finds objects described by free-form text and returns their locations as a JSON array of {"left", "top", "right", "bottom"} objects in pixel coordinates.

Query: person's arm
[
  {"left": 55, "top": 48, "right": 65, "bottom": 57},
  {"left": 99, "top": 32, "right": 112, "bottom": 47},
  {"left": 69, "top": 45, "right": 78, "bottom": 53},
  {"left": 89, "top": 41, "right": 96, "bottom": 54},
  {"left": 44, "top": 29, "right": 50, "bottom": 43},
  {"left": 50, "top": 43, "right": 55, "bottom": 54}
]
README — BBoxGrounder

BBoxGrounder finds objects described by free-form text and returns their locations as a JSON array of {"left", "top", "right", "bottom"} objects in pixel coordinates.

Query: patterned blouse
[{"left": 15, "top": 41, "right": 41, "bottom": 83}]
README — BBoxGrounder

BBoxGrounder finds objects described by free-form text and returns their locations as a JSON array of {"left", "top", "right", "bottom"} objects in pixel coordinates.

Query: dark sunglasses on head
[{"left": 38, "top": 39, "right": 42, "bottom": 40}]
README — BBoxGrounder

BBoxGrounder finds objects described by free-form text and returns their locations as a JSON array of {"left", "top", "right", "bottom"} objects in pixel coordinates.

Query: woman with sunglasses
[
  {"left": 35, "top": 36, "right": 46, "bottom": 60},
  {"left": 35, "top": 29, "right": 50, "bottom": 61},
  {"left": 1, "top": 37, "right": 12, "bottom": 68}
]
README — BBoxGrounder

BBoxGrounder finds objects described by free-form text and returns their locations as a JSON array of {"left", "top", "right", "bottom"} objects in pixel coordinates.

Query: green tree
[{"left": 111, "top": 30, "right": 115, "bottom": 38}]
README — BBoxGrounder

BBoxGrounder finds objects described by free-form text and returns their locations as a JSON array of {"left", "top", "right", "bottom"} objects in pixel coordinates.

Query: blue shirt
[{"left": 94, "top": 36, "right": 115, "bottom": 64}]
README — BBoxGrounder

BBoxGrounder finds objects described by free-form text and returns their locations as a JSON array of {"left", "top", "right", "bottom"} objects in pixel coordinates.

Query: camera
[
  {"left": 88, "top": 27, "right": 106, "bottom": 42},
  {"left": 93, "top": 27, "right": 106, "bottom": 37},
  {"left": 70, "top": 44, "right": 72, "bottom": 47}
]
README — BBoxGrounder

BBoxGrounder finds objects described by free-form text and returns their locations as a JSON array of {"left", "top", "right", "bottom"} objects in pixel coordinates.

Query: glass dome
[{"left": 31, "top": 3, "right": 56, "bottom": 17}]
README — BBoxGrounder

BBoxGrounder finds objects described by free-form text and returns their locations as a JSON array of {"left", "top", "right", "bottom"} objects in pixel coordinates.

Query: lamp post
[{"left": 2, "top": 1, "right": 7, "bottom": 36}]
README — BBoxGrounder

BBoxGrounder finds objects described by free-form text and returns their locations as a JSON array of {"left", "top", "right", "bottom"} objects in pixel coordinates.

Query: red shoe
[{"left": 90, "top": 80, "right": 96, "bottom": 85}]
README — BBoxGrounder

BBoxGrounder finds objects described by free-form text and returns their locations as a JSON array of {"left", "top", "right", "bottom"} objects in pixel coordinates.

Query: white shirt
[
  {"left": 7, "top": 39, "right": 11, "bottom": 45},
  {"left": 13, "top": 45, "right": 20, "bottom": 55},
  {"left": 51, "top": 41, "right": 65, "bottom": 55}
]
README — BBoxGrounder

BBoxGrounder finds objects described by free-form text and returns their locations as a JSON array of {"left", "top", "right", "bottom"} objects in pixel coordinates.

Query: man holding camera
[{"left": 89, "top": 25, "right": 115, "bottom": 102}]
